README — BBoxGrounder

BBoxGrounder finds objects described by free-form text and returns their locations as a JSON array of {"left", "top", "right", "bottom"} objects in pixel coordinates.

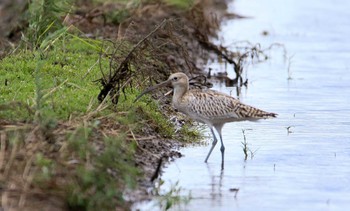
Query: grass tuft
[{"left": 164, "top": 0, "right": 195, "bottom": 9}]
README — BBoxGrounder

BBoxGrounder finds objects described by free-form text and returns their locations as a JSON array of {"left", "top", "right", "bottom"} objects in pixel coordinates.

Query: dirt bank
[{"left": 69, "top": 0, "right": 235, "bottom": 206}]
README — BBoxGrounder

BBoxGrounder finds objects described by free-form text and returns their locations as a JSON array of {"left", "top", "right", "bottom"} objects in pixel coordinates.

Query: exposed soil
[{"left": 0, "top": 0, "right": 236, "bottom": 210}]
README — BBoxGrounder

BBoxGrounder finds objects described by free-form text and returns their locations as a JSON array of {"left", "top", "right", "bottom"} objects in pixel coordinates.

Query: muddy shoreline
[{"left": 120, "top": 0, "right": 235, "bottom": 205}]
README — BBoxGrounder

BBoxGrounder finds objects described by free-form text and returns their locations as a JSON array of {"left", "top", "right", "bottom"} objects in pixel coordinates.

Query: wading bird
[{"left": 135, "top": 72, "right": 276, "bottom": 169}]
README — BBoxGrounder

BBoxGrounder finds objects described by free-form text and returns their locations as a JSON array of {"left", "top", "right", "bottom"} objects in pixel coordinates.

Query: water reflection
[
  {"left": 207, "top": 68, "right": 241, "bottom": 87},
  {"left": 206, "top": 165, "right": 224, "bottom": 200}
]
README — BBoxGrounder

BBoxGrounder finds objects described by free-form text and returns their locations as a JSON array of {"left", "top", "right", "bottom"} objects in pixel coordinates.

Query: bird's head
[
  {"left": 167, "top": 72, "right": 189, "bottom": 89},
  {"left": 134, "top": 72, "right": 189, "bottom": 102}
]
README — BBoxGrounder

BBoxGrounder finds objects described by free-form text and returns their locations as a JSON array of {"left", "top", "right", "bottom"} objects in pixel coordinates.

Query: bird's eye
[{"left": 173, "top": 77, "right": 178, "bottom": 81}]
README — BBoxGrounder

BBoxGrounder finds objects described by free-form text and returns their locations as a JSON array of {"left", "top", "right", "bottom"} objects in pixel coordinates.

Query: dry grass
[{"left": 0, "top": 114, "right": 137, "bottom": 210}]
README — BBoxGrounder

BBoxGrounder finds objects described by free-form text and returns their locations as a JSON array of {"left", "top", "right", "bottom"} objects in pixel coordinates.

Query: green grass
[
  {"left": 120, "top": 92, "right": 176, "bottom": 138},
  {"left": 0, "top": 36, "right": 107, "bottom": 121},
  {"left": 24, "top": 0, "right": 73, "bottom": 48},
  {"left": 1, "top": 35, "right": 140, "bottom": 210},
  {"left": 0, "top": 33, "right": 199, "bottom": 141},
  {"left": 65, "top": 122, "right": 140, "bottom": 210},
  {"left": 91, "top": 0, "right": 194, "bottom": 10},
  {"left": 164, "top": 0, "right": 194, "bottom": 9}
]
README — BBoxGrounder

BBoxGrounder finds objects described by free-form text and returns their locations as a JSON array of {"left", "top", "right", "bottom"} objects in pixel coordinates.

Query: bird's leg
[
  {"left": 204, "top": 128, "right": 218, "bottom": 163},
  {"left": 218, "top": 132, "right": 225, "bottom": 170}
]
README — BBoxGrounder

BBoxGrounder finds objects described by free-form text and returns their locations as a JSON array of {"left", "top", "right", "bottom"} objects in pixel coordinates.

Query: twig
[
  {"left": 97, "top": 19, "right": 168, "bottom": 103},
  {"left": 194, "top": 29, "right": 238, "bottom": 67},
  {"left": 151, "top": 156, "right": 164, "bottom": 182},
  {"left": 4, "top": 135, "right": 19, "bottom": 179},
  {"left": 0, "top": 101, "right": 34, "bottom": 115},
  {"left": 126, "top": 135, "right": 157, "bottom": 141},
  {"left": 83, "top": 57, "right": 100, "bottom": 79},
  {"left": 42, "top": 79, "right": 68, "bottom": 101},
  {"left": 0, "top": 133, "right": 6, "bottom": 173},
  {"left": 111, "top": 19, "right": 167, "bottom": 82},
  {"left": 19, "top": 158, "right": 36, "bottom": 208}
]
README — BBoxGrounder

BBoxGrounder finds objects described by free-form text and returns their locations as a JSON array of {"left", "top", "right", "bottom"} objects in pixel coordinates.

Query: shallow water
[{"left": 134, "top": 0, "right": 350, "bottom": 210}]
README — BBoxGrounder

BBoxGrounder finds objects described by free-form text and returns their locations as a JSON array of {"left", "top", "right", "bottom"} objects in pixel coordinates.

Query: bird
[{"left": 135, "top": 72, "right": 276, "bottom": 169}]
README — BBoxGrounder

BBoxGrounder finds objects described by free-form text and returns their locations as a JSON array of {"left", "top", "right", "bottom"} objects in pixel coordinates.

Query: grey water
[{"left": 134, "top": 0, "right": 350, "bottom": 210}]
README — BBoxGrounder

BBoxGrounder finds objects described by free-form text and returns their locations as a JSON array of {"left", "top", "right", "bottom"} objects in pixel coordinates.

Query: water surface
[{"left": 136, "top": 0, "right": 350, "bottom": 210}]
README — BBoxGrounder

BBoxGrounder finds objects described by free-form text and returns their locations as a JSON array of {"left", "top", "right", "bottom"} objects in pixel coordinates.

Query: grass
[
  {"left": 64, "top": 121, "right": 140, "bottom": 210},
  {"left": 164, "top": 0, "right": 195, "bottom": 9},
  {"left": 92, "top": 0, "right": 195, "bottom": 9},
  {"left": 287, "top": 54, "right": 295, "bottom": 80},
  {"left": 241, "top": 129, "right": 258, "bottom": 160},
  {"left": 0, "top": 36, "right": 106, "bottom": 121},
  {"left": 153, "top": 180, "right": 192, "bottom": 210},
  {"left": 25, "top": 0, "right": 73, "bottom": 49},
  {"left": 0, "top": 115, "right": 142, "bottom": 210},
  {"left": 0, "top": 33, "right": 200, "bottom": 210},
  {"left": 0, "top": 0, "right": 207, "bottom": 209}
]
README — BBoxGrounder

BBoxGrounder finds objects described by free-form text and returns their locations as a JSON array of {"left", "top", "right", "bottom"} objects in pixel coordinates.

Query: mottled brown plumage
[
  {"left": 176, "top": 89, "right": 276, "bottom": 124},
  {"left": 135, "top": 72, "right": 276, "bottom": 169}
]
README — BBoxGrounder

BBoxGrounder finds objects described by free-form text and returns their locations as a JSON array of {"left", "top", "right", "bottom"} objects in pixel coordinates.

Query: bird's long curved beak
[{"left": 134, "top": 79, "right": 171, "bottom": 102}]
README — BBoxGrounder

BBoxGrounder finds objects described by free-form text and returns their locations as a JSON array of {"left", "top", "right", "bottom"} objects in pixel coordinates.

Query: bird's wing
[{"left": 186, "top": 89, "right": 276, "bottom": 121}]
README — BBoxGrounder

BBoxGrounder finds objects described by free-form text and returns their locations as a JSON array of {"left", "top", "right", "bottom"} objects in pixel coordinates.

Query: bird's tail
[
  {"left": 237, "top": 103, "right": 277, "bottom": 119},
  {"left": 252, "top": 108, "right": 277, "bottom": 119}
]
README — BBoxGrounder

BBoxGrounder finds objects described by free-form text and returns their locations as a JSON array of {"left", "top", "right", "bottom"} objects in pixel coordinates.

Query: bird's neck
[{"left": 172, "top": 84, "right": 188, "bottom": 106}]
